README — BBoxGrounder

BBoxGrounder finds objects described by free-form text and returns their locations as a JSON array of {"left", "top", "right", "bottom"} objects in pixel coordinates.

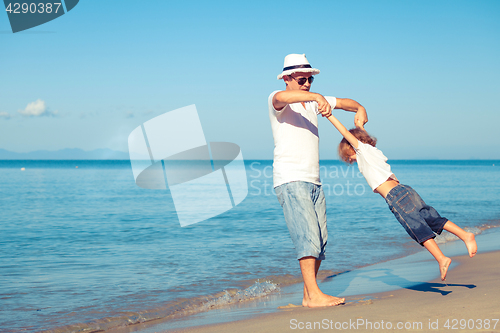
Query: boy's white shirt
[
  {"left": 268, "top": 91, "right": 337, "bottom": 188},
  {"left": 354, "top": 140, "right": 398, "bottom": 192}
]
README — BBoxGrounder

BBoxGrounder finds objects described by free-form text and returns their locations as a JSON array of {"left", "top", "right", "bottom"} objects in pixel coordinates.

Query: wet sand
[
  {"left": 172, "top": 250, "right": 500, "bottom": 332},
  {"left": 109, "top": 230, "right": 500, "bottom": 333}
]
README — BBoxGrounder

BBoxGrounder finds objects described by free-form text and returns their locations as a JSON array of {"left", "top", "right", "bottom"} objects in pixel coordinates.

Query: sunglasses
[{"left": 289, "top": 76, "right": 314, "bottom": 85}]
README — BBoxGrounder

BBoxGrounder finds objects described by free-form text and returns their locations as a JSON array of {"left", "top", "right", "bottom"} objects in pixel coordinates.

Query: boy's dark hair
[{"left": 338, "top": 127, "right": 377, "bottom": 164}]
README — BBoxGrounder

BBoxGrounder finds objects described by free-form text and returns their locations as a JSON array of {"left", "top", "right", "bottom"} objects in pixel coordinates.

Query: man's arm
[
  {"left": 272, "top": 90, "right": 332, "bottom": 116},
  {"left": 334, "top": 98, "right": 368, "bottom": 128}
]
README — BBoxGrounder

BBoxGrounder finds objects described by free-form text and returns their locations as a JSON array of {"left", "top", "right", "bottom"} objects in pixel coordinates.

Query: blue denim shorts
[
  {"left": 385, "top": 184, "right": 448, "bottom": 245},
  {"left": 275, "top": 181, "right": 328, "bottom": 260}
]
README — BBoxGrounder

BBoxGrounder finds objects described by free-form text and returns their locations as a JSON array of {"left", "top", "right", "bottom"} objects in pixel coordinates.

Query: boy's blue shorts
[{"left": 385, "top": 184, "right": 448, "bottom": 245}]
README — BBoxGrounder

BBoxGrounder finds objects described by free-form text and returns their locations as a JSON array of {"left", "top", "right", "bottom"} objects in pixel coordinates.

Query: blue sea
[{"left": 1, "top": 160, "right": 499, "bottom": 332}]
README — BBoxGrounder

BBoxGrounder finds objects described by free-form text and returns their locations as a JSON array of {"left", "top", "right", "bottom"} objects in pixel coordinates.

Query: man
[{"left": 269, "top": 54, "right": 367, "bottom": 307}]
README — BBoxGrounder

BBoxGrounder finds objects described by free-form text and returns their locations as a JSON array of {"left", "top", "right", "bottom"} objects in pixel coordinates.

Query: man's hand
[
  {"left": 315, "top": 94, "right": 332, "bottom": 118},
  {"left": 354, "top": 107, "right": 368, "bottom": 129}
]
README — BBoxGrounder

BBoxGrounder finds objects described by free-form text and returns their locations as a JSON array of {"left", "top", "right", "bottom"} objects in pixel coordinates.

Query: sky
[{"left": 1, "top": 0, "right": 499, "bottom": 159}]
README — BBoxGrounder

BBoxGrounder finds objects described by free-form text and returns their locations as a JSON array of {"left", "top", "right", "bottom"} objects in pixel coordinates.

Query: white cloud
[
  {"left": 18, "top": 99, "right": 58, "bottom": 117},
  {"left": 0, "top": 112, "right": 11, "bottom": 119}
]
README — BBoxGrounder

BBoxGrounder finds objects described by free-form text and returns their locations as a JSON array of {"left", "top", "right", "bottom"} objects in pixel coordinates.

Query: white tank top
[
  {"left": 268, "top": 91, "right": 336, "bottom": 188},
  {"left": 354, "top": 140, "right": 397, "bottom": 191}
]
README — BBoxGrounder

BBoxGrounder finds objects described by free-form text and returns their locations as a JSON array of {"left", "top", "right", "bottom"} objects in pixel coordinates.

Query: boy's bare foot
[
  {"left": 439, "top": 257, "right": 452, "bottom": 281},
  {"left": 303, "top": 293, "right": 345, "bottom": 308},
  {"left": 464, "top": 232, "right": 477, "bottom": 258}
]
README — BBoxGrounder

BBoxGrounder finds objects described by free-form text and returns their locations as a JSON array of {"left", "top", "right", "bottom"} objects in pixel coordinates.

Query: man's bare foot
[
  {"left": 464, "top": 232, "right": 477, "bottom": 258},
  {"left": 303, "top": 293, "right": 345, "bottom": 308},
  {"left": 439, "top": 257, "right": 452, "bottom": 281},
  {"left": 302, "top": 286, "right": 310, "bottom": 307}
]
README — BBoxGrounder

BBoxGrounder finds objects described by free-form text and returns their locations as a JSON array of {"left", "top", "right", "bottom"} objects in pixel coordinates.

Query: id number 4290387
[
  {"left": 6, "top": 2, "right": 62, "bottom": 14},
  {"left": 443, "top": 319, "right": 498, "bottom": 330}
]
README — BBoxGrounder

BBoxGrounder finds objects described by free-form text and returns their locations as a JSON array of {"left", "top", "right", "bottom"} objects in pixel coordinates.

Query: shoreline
[
  {"left": 171, "top": 251, "right": 499, "bottom": 333},
  {"left": 108, "top": 228, "right": 500, "bottom": 333}
]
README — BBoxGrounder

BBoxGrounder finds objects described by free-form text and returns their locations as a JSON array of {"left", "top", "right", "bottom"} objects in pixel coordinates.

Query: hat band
[{"left": 283, "top": 64, "right": 312, "bottom": 71}]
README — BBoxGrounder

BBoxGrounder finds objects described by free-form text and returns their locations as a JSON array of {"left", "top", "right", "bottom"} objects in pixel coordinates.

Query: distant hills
[{"left": 0, "top": 148, "right": 129, "bottom": 160}]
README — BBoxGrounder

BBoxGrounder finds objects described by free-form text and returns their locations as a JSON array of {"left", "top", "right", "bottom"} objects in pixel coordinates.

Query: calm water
[{"left": 0, "top": 160, "right": 499, "bottom": 332}]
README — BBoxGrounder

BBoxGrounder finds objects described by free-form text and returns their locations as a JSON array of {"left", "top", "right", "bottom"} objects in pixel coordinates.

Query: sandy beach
[
  {"left": 170, "top": 250, "right": 500, "bottom": 333},
  {"left": 108, "top": 230, "right": 500, "bottom": 333}
]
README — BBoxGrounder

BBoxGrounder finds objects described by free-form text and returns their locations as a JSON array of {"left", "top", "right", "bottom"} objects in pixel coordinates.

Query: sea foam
[{"left": 202, "top": 280, "right": 280, "bottom": 310}]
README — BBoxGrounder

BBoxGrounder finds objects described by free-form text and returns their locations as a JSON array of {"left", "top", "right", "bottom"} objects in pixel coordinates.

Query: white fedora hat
[{"left": 277, "top": 54, "right": 320, "bottom": 80}]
